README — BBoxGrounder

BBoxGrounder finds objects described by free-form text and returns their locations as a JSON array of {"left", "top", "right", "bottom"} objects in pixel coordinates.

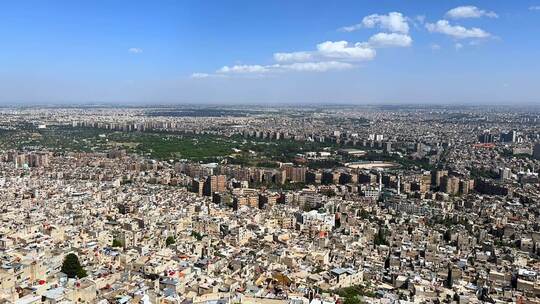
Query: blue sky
[{"left": 0, "top": 0, "right": 539, "bottom": 105}]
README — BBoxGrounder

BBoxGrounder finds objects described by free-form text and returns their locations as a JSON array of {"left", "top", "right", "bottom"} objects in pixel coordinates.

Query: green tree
[
  {"left": 191, "top": 231, "right": 203, "bottom": 241},
  {"left": 112, "top": 238, "right": 123, "bottom": 248},
  {"left": 166, "top": 236, "right": 176, "bottom": 246},
  {"left": 61, "top": 253, "right": 87, "bottom": 278}
]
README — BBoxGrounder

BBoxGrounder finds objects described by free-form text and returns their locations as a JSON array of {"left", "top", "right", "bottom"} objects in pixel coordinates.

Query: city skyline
[{"left": 1, "top": 1, "right": 539, "bottom": 104}]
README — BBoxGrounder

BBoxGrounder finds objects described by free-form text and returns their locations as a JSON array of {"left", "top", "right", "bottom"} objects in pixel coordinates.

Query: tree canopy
[
  {"left": 61, "top": 253, "right": 87, "bottom": 278},
  {"left": 166, "top": 236, "right": 175, "bottom": 246}
]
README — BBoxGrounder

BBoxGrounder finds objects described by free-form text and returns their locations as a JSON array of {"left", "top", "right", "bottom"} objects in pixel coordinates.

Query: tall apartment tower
[
  {"left": 204, "top": 175, "right": 227, "bottom": 196},
  {"left": 432, "top": 170, "right": 449, "bottom": 188},
  {"left": 533, "top": 143, "right": 540, "bottom": 160}
]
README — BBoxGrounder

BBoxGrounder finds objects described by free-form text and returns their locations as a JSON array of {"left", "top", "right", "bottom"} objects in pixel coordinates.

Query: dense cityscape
[
  {"left": 0, "top": 105, "right": 539, "bottom": 303},
  {"left": 1, "top": 0, "right": 540, "bottom": 303}
]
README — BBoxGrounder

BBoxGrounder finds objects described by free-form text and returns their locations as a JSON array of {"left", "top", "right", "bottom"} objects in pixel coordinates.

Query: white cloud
[
  {"left": 455, "top": 43, "right": 464, "bottom": 50},
  {"left": 340, "top": 12, "right": 409, "bottom": 34},
  {"left": 198, "top": 39, "right": 376, "bottom": 77},
  {"left": 361, "top": 12, "right": 410, "bottom": 33},
  {"left": 191, "top": 73, "right": 209, "bottom": 78},
  {"left": 191, "top": 72, "right": 227, "bottom": 79},
  {"left": 193, "top": 12, "right": 417, "bottom": 78},
  {"left": 218, "top": 65, "right": 270, "bottom": 74},
  {"left": 430, "top": 43, "right": 441, "bottom": 51},
  {"left": 276, "top": 41, "right": 378, "bottom": 63},
  {"left": 316, "top": 41, "right": 376, "bottom": 61},
  {"left": 208, "top": 61, "right": 355, "bottom": 75},
  {"left": 530, "top": 6, "right": 540, "bottom": 11},
  {"left": 191, "top": 73, "right": 211, "bottom": 78},
  {"left": 279, "top": 61, "right": 354, "bottom": 72},
  {"left": 338, "top": 24, "right": 363, "bottom": 32},
  {"left": 368, "top": 33, "right": 412, "bottom": 47},
  {"left": 426, "top": 20, "right": 491, "bottom": 39},
  {"left": 128, "top": 47, "right": 143, "bottom": 54},
  {"left": 273, "top": 51, "right": 312, "bottom": 62},
  {"left": 446, "top": 6, "right": 498, "bottom": 19}
]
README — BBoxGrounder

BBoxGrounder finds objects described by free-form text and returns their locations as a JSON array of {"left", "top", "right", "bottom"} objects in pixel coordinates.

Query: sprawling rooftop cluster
[{"left": 0, "top": 105, "right": 539, "bottom": 304}]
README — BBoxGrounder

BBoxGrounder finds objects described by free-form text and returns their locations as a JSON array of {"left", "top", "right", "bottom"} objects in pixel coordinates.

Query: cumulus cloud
[
  {"left": 446, "top": 6, "right": 498, "bottom": 19},
  {"left": 430, "top": 43, "right": 441, "bottom": 51},
  {"left": 530, "top": 6, "right": 540, "bottom": 11},
  {"left": 368, "top": 33, "right": 412, "bottom": 47},
  {"left": 316, "top": 41, "right": 376, "bottom": 61},
  {"left": 340, "top": 12, "right": 409, "bottom": 34},
  {"left": 128, "top": 48, "right": 143, "bottom": 54},
  {"left": 211, "top": 61, "right": 355, "bottom": 75},
  {"left": 191, "top": 73, "right": 230, "bottom": 79},
  {"left": 361, "top": 12, "right": 410, "bottom": 33},
  {"left": 426, "top": 20, "right": 491, "bottom": 39},
  {"left": 455, "top": 43, "right": 464, "bottom": 50},
  {"left": 276, "top": 41, "right": 377, "bottom": 63},
  {"left": 218, "top": 65, "right": 270, "bottom": 74},
  {"left": 193, "top": 12, "right": 415, "bottom": 78},
  {"left": 279, "top": 61, "right": 354, "bottom": 72},
  {"left": 273, "top": 51, "right": 312, "bottom": 62},
  {"left": 192, "top": 38, "right": 378, "bottom": 77}
]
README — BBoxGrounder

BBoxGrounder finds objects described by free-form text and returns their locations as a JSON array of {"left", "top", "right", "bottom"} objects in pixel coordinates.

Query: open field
[{"left": 345, "top": 161, "right": 399, "bottom": 169}]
